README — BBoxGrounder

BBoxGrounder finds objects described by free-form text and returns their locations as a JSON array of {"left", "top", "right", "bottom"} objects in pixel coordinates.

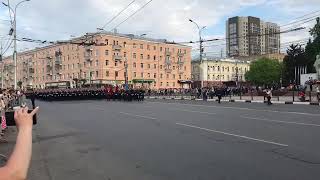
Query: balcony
[
  {"left": 113, "top": 55, "right": 122, "bottom": 61},
  {"left": 165, "top": 50, "right": 171, "bottom": 56},
  {"left": 85, "top": 46, "right": 93, "bottom": 51},
  {"left": 55, "top": 60, "right": 62, "bottom": 66},
  {"left": 29, "top": 68, "right": 35, "bottom": 74},
  {"left": 47, "top": 61, "right": 52, "bottom": 67},
  {"left": 177, "top": 60, "right": 184, "bottom": 65},
  {"left": 177, "top": 52, "right": 185, "bottom": 57},
  {"left": 112, "top": 45, "right": 122, "bottom": 51},
  {"left": 165, "top": 67, "right": 172, "bottom": 72}
]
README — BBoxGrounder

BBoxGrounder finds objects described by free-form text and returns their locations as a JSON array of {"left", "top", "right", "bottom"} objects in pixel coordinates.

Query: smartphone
[{"left": 5, "top": 110, "right": 37, "bottom": 126}]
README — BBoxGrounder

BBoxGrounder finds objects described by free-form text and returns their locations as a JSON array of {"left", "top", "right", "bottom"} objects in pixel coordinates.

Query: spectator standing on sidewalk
[
  {"left": 317, "top": 86, "right": 320, "bottom": 102},
  {"left": 0, "top": 93, "right": 7, "bottom": 143},
  {"left": 266, "top": 89, "right": 273, "bottom": 105}
]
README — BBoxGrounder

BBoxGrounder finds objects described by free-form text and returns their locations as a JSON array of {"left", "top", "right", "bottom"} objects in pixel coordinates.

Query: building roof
[
  {"left": 3, "top": 31, "right": 190, "bottom": 59},
  {"left": 192, "top": 56, "right": 250, "bottom": 64}
]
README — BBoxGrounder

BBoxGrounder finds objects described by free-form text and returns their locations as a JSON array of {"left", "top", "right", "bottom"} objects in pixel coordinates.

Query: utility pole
[
  {"left": 124, "top": 57, "right": 128, "bottom": 90},
  {"left": 2, "top": 0, "right": 31, "bottom": 89},
  {"left": 189, "top": 19, "right": 206, "bottom": 88}
]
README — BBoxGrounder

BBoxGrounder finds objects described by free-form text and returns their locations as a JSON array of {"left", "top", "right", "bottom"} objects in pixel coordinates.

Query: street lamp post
[
  {"left": 189, "top": 19, "right": 206, "bottom": 88},
  {"left": 2, "top": 0, "right": 30, "bottom": 90}
]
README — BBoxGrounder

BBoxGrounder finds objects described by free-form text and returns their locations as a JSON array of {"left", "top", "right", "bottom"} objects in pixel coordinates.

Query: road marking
[
  {"left": 118, "top": 112, "right": 157, "bottom": 120},
  {"left": 175, "top": 123, "right": 288, "bottom": 147},
  {"left": 240, "top": 116, "right": 320, "bottom": 127},
  {"left": 147, "top": 101, "right": 320, "bottom": 117},
  {"left": 170, "top": 108, "right": 217, "bottom": 115}
]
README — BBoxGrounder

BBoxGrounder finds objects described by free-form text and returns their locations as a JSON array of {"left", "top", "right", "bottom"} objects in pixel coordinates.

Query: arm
[{"left": 0, "top": 107, "right": 39, "bottom": 180}]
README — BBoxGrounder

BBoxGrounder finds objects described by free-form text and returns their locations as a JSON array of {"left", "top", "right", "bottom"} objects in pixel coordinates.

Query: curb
[{"left": 147, "top": 97, "right": 320, "bottom": 106}]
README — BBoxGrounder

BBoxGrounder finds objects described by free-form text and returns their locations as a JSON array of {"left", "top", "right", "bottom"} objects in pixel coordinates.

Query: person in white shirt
[{"left": 266, "top": 89, "right": 272, "bottom": 105}]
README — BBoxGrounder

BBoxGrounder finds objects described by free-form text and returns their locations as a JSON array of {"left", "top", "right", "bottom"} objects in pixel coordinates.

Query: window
[
  {"left": 124, "top": 52, "right": 127, "bottom": 57},
  {"left": 105, "top": 50, "right": 109, "bottom": 56},
  {"left": 160, "top": 56, "right": 162, "bottom": 61},
  {"left": 160, "top": 74, "right": 163, "bottom": 78},
  {"left": 96, "top": 71, "right": 99, "bottom": 78},
  {"left": 160, "top": 65, "right": 163, "bottom": 69},
  {"left": 148, "top": 73, "right": 150, "bottom": 78},
  {"left": 148, "top": 64, "right": 150, "bottom": 69},
  {"left": 160, "top": 47, "right": 163, "bottom": 51},
  {"left": 218, "top": 66, "right": 220, "bottom": 71},
  {"left": 133, "top": 62, "right": 136, "bottom": 68},
  {"left": 166, "top": 74, "right": 169, "bottom": 79},
  {"left": 153, "top": 55, "right": 156, "bottom": 60},
  {"left": 141, "top": 63, "right": 144, "bottom": 68},
  {"left": 154, "top": 64, "right": 156, "bottom": 69},
  {"left": 173, "top": 82, "right": 175, "bottom": 87},
  {"left": 115, "top": 62, "right": 118, "bottom": 66},
  {"left": 106, "top": 71, "right": 109, "bottom": 77},
  {"left": 105, "top": 60, "right": 109, "bottom": 66},
  {"left": 67, "top": 64, "right": 70, "bottom": 70},
  {"left": 140, "top": 54, "right": 143, "bottom": 59},
  {"left": 123, "top": 42, "right": 126, "bottom": 47},
  {"left": 133, "top": 53, "right": 136, "bottom": 59},
  {"left": 147, "top": 55, "right": 150, "bottom": 60},
  {"left": 161, "top": 82, "right": 163, "bottom": 86},
  {"left": 105, "top": 39, "right": 108, "bottom": 45},
  {"left": 154, "top": 73, "right": 157, "bottom": 78},
  {"left": 173, "top": 74, "right": 175, "bottom": 79},
  {"left": 141, "top": 73, "right": 144, "bottom": 78},
  {"left": 133, "top": 43, "right": 136, "bottom": 48},
  {"left": 134, "top": 72, "right": 136, "bottom": 77},
  {"left": 95, "top": 60, "right": 99, "bottom": 66},
  {"left": 147, "top": 45, "right": 150, "bottom": 50},
  {"left": 140, "top": 44, "right": 143, "bottom": 49},
  {"left": 184, "top": 66, "right": 186, "bottom": 71},
  {"left": 179, "top": 75, "right": 182, "bottom": 79},
  {"left": 173, "top": 66, "right": 175, "bottom": 70},
  {"left": 166, "top": 82, "right": 169, "bottom": 87},
  {"left": 96, "top": 50, "right": 99, "bottom": 57},
  {"left": 153, "top": 46, "right": 156, "bottom": 50},
  {"left": 115, "top": 71, "right": 119, "bottom": 77}
]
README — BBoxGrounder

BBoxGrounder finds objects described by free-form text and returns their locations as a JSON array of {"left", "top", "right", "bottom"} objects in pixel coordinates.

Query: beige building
[
  {"left": 226, "top": 16, "right": 280, "bottom": 57},
  {"left": 192, "top": 57, "right": 250, "bottom": 88},
  {"left": 1, "top": 32, "right": 192, "bottom": 90}
]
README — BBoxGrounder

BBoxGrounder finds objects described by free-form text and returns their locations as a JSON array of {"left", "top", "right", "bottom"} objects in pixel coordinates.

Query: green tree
[
  {"left": 245, "top": 58, "right": 282, "bottom": 86},
  {"left": 305, "top": 17, "right": 320, "bottom": 73},
  {"left": 282, "top": 44, "right": 307, "bottom": 85}
]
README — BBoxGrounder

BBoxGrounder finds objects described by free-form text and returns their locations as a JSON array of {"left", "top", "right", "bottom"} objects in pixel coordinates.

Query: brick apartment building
[{"left": 0, "top": 32, "right": 192, "bottom": 90}]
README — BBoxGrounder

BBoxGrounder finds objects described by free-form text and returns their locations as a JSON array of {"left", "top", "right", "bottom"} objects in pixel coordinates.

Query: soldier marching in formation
[{"left": 26, "top": 86, "right": 145, "bottom": 102}]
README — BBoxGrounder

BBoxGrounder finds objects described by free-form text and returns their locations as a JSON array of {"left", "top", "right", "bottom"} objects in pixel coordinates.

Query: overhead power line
[
  {"left": 178, "top": 27, "right": 305, "bottom": 44},
  {"left": 101, "top": 0, "right": 137, "bottom": 29},
  {"left": 110, "top": 0, "right": 154, "bottom": 31}
]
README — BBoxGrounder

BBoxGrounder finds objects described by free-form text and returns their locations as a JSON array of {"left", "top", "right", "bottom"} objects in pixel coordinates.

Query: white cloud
[{"left": 0, "top": 0, "right": 319, "bottom": 57}]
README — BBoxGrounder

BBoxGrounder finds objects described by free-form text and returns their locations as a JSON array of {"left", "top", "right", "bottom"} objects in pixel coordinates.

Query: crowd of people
[{"left": 0, "top": 89, "right": 28, "bottom": 143}]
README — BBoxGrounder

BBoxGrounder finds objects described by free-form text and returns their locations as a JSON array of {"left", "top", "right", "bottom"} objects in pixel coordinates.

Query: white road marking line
[
  {"left": 175, "top": 123, "right": 288, "bottom": 147},
  {"left": 240, "top": 116, "right": 320, "bottom": 127},
  {"left": 147, "top": 101, "right": 320, "bottom": 117},
  {"left": 118, "top": 112, "right": 157, "bottom": 120},
  {"left": 171, "top": 108, "right": 217, "bottom": 115}
]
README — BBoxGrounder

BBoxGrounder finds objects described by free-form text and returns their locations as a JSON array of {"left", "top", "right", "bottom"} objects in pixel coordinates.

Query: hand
[{"left": 14, "top": 107, "right": 39, "bottom": 130}]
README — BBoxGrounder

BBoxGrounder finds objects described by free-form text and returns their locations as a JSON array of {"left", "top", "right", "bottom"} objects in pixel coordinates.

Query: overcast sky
[{"left": 1, "top": 0, "right": 320, "bottom": 57}]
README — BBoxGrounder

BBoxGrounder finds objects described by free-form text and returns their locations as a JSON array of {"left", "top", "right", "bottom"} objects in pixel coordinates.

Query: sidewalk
[{"left": 147, "top": 96, "right": 320, "bottom": 106}]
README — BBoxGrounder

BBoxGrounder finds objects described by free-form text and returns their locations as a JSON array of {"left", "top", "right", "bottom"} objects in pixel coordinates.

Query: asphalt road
[{"left": 29, "top": 99, "right": 320, "bottom": 180}]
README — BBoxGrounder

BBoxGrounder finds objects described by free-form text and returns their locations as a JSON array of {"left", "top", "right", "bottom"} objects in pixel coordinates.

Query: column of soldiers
[{"left": 26, "top": 86, "right": 145, "bottom": 102}]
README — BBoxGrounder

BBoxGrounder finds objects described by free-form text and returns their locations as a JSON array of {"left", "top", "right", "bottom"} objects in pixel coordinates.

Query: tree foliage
[
  {"left": 282, "top": 18, "right": 320, "bottom": 85},
  {"left": 282, "top": 44, "right": 307, "bottom": 84},
  {"left": 245, "top": 58, "right": 282, "bottom": 86}
]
